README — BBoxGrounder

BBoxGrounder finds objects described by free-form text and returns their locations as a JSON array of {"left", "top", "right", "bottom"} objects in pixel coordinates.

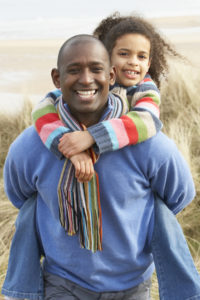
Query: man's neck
[
  {"left": 68, "top": 105, "right": 108, "bottom": 128},
  {"left": 70, "top": 111, "right": 103, "bottom": 127}
]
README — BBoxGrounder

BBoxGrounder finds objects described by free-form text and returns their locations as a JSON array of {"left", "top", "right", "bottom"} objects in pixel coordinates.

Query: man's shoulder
[
  {"left": 148, "top": 131, "right": 177, "bottom": 151},
  {"left": 128, "top": 131, "right": 181, "bottom": 163},
  {"left": 137, "top": 131, "right": 176, "bottom": 151},
  {"left": 8, "top": 125, "right": 42, "bottom": 156},
  {"left": 13, "top": 125, "right": 39, "bottom": 142},
  {"left": 127, "top": 131, "right": 189, "bottom": 179}
]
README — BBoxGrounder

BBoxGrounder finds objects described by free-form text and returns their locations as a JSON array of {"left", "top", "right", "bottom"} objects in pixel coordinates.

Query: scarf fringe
[{"left": 58, "top": 161, "right": 102, "bottom": 252}]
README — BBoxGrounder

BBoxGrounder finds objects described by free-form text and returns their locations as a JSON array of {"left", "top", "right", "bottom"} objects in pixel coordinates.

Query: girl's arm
[{"left": 32, "top": 89, "right": 70, "bottom": 159}]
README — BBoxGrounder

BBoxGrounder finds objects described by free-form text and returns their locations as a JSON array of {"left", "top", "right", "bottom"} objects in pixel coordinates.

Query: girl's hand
[
  {"left": 58, "top": 131, "right": 95, "bottom": 158},
  {"left": 70, "top": 151, "right": 94, "bottom": 182}
]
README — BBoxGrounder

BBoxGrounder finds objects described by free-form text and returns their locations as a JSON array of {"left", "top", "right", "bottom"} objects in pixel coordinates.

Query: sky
[
  {"left": 0, "top": 0, "right": 200, "bottom": 40},
  {"left": 1, "top": 0, "right": 200, "bottom": 21}
]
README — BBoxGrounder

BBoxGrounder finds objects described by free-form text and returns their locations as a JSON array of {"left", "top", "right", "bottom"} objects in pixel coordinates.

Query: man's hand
[
  {"left": 58, "top": 131, "right": 95, "bottom": 158},
  {"left": 70, "top": 151, "right": 94, "bottom": 182}
]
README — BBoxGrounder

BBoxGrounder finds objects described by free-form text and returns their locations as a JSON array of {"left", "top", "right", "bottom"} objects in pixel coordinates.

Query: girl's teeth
[{"left": 127, "top": 71, "right": 137, "bottom": 75}]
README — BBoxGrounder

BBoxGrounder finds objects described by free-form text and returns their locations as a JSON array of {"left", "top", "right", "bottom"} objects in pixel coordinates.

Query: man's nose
[{"left": 79, "top": 69, "right": 94, "bottom": 85}]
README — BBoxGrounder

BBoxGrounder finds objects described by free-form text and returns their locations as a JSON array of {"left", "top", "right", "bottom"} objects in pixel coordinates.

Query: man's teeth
[{"left": 77, "top": 90, "right": 96, "bottom": 96}]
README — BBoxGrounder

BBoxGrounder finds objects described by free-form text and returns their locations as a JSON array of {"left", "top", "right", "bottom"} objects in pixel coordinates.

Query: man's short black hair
[{"left": 57, "top": 34, "right": 110, "bottom": 69}]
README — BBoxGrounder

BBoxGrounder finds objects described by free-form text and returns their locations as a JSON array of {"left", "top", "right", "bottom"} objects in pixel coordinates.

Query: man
[{"left": 3, "top": 35, "right": 196, "bottom": 299}]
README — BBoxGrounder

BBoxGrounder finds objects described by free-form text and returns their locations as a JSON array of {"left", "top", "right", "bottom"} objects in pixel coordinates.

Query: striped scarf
[{"left": 57, "top": 93, "right": 128, "bottom": 252}]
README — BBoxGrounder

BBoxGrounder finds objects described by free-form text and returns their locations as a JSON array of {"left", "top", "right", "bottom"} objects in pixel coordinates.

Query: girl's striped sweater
[{"left": 32, "top": 74, "right": 162, "bottom": 158}]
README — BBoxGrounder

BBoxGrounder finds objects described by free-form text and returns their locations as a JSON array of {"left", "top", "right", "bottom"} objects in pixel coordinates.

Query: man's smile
[{"left": 75, "top": 89, "right": 98, "bottom": 100}]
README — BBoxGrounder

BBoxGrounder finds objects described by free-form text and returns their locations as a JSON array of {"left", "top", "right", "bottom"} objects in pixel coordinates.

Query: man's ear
[
  {"left": 109, "top": 66, "right": 116, "bottom": 86},
  {"left": 51, "top": 68, "right": 60, "bottom": 88}
]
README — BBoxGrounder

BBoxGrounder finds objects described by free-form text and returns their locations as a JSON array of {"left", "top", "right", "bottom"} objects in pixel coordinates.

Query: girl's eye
[
  {"left": 139, "top": 55, "right": 147, "bottom": 60},
  {"left": 119, "top": 52, "right": 128, "bottom": 56}
]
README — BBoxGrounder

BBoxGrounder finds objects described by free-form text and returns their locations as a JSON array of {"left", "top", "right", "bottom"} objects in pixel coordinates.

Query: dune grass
[
  {"left": 0, "top": 99, "right": 33, "bottom": 289},
  {"left": 0, "top": 61, "right": 200, "bottom": 299},
  {"left": 160, "top": 61, "right": 200, "bottom": 246}
]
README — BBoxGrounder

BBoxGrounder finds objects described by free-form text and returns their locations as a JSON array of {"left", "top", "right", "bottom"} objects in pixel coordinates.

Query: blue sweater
[{"left": 4, "top": 124, "right": 195, "bottom": 292}]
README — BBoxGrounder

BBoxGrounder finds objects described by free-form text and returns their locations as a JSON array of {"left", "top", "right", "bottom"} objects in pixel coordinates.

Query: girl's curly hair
[{"left": 93, "top": 12, "right": 181, "bottom": 87}]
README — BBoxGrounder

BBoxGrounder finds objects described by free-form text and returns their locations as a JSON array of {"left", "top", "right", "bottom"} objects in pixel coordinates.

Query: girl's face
[{"left": 111, "top": 33, "right": 151, "bottom": 87}]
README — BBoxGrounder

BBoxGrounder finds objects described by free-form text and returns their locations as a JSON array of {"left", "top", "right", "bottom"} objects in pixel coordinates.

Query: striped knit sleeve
[
  {"left": 87, "top": 75, "right": 162, "bottom": 154},
  {"left": 32, "top": 89, "right": 70, "bottom": 159}
]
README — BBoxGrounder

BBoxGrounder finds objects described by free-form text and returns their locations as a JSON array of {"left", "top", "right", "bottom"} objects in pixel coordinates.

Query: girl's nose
[{"left": 128, "top": 56, "right": 138, "bottom": 66}]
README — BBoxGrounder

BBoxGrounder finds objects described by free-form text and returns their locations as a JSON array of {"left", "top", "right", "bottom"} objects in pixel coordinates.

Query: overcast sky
[{"left": 1, "top": 0, "right": 200, "bottom": 21}]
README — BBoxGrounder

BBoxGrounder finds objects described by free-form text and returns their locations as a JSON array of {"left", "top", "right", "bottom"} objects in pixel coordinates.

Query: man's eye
[
  {"left": 92, "top": 67, "right": 103, "bottom": 73},
  {"left": 68, "top": 68, "right": 80, "bottom": 74}
]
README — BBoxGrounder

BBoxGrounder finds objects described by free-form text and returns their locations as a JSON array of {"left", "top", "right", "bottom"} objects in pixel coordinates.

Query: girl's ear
[
  {"left": 109, "top": 66, "right": 116, "bottom": 86},
  {"left": 51, "top": 68, "right": 60, "bottom": 88}
]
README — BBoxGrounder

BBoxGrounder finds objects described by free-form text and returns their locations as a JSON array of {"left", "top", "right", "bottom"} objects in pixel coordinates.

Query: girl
[{"left": 3, "top": 13, "right": 200, "bottom": 300}]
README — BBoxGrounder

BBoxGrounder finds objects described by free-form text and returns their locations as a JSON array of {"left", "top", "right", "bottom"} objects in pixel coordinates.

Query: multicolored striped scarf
[{"left": 57, "top": 93, "right": 128, "bottom": 252}]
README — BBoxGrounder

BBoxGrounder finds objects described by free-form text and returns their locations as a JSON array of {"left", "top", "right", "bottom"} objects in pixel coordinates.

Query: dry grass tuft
[
  {"left": 0, "top": 98, "right": 33, "bottom": 169},
  {"left": 161, "top": 61, "right": 200, "bottom": 244},
  {"left": 0, "top": 98, "right": 33, "bottom": 289}
]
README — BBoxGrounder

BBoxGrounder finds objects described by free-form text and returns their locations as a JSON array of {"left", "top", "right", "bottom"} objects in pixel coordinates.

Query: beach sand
[
  {"left": 151, "top": 15, "right": 200, "bottom": 67},
  {"left": 0, "top": 15, "right": 199, "bottom": 112}
]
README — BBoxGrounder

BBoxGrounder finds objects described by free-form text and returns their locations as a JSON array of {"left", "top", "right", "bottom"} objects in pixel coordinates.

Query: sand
[
  {"left": 0, "top": 15, "right": 199, "bottom": 112},
  {"left": 151, "top": 15, "right": 200, "bottom": 68}
]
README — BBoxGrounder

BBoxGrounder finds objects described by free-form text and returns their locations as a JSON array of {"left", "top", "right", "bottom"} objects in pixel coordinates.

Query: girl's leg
[
  {"left": 152, "top": 196, "right": 200, "bottom": 300},
  {"left": 1, "top": 196, "right": 44, "bottom": 300}
]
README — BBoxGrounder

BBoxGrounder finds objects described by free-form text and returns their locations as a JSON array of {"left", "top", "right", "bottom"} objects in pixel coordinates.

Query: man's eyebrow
[
  {"left": 89, "top": 61, "right": 105, "bottom": 67},
  {"left": 66, "top": 62, "right": 81, "bottom": 68},
  {"left": 67, "top": 61, "right": 105, "bottom": 68}
]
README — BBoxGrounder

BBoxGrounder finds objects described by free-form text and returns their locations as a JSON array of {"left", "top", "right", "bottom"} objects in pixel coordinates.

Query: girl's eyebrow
[
  {"left": 117, "top": 48, "right": 149, "bottom": 54},
  {"left": 117, "top": 48, "right": 130, "bottom": 51},
  {"left": 138, "top": 51, "right": 149, "bottom": 56}
]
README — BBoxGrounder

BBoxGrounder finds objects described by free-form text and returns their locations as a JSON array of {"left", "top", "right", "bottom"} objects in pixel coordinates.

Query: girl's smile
[{"left": 123, "top": 69, "right": 140, "bottom": 80}]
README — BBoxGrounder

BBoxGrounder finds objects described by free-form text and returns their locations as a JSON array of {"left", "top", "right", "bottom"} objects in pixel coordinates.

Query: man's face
[{"left": 52, "top": 40, "right": 114, "bottom": 125}]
